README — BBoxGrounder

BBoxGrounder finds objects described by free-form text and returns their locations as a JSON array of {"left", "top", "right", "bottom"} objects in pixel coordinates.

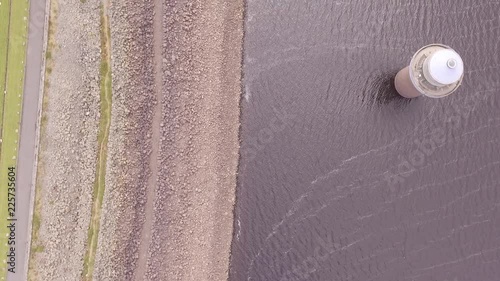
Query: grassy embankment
[
  {"left": 82, "top": 2, "right": 112, "bottom": 280},
  {"left": 0, "top": 0, "right": 10, "bottom": 132},
  {"left": 0, "top": 0, "right": 29, "bottom": 278}
]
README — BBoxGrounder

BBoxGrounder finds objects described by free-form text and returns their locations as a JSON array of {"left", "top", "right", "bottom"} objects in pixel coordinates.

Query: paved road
[{"left": 9, "top": 0, "right": 47, "bottom": 280}]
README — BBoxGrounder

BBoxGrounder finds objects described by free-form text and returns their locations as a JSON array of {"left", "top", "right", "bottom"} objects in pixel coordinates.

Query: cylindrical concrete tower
[{"left": 395, "top": 44, "right": 464, "bottom": 99}]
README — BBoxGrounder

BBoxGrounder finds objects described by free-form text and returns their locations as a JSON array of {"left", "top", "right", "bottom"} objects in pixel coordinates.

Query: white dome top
[{"left": 426, "top": 49, "right": 464, "bottom": 85}]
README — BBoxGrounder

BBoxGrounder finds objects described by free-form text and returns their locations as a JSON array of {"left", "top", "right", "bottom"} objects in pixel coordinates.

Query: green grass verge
[
  {"left": 81, "top": 4, "right": 112, "bottom": 280},
  {"left": 0, "top": 0, "right": 29, "bottom": 278},
  {"left": 0, "top": 0, "right": 12, "bottom": 143}
]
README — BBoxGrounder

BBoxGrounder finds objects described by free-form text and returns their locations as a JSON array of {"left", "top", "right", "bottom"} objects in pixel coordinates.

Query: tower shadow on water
[{"left": 366, "top": 71, "right": 413, "bottom": 107}]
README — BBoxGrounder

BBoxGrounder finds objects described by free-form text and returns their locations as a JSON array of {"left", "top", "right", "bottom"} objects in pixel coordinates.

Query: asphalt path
[{"left": 9, "top": 0, "right": 47, "bottom": 280}]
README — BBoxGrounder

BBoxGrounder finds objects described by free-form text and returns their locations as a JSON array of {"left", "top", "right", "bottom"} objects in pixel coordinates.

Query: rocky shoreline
[
  {"left": 94, "top": 0, "right": 156, "bottom": 279},
  {"left": 30, "top": 0, "right": 243, "bottom": 280},
  {"left": 30, "top": 0, "right": 101, "bottom": 280}
]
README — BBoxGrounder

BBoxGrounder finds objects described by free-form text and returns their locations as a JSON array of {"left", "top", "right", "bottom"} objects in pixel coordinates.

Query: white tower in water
[{"left": 395, "top": 44, "right": 464, "bottom": 98}]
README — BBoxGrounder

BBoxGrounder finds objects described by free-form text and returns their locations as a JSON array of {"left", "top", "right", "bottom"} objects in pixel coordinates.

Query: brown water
[{"left": 230, "top": 1, "right": 500, "bottom": 281}]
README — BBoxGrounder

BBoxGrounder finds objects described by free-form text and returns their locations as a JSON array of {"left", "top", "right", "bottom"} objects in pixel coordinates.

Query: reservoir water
[{"left": 230, "top": 1, "right": 500, "bottom": 281}]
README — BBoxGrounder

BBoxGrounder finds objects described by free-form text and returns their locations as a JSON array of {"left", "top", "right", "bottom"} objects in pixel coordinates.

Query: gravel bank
[
  {"left": 94, "top": 0, "right": 243, "bottom": 280},
  {"left": 29, "top": 0, "right": 101, "bottom": 280},
  {"left": 94, "top": 0, "right": 155, "bottom": 279},
  {"left": 29, "top": 0, "right": 243, "bottom": 279}
]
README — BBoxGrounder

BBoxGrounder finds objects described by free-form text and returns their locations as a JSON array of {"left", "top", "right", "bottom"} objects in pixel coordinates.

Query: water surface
[{"left": 230, "top": 1, "right": 500, "bottom": 281}]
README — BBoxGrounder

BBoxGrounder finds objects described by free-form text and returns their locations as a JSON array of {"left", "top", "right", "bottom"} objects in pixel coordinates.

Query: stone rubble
[{"left": 31, "top": 0, "right": 243, "bottom": 280}]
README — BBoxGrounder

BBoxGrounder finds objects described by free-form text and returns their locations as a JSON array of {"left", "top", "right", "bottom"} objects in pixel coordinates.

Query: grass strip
[
  {"left": 81, "top": 3, "right": 112, "bottom": 280},
  {"left": 0, "top": 0, "right": 11, "bottom": 135},
  {"left": 0, "top": 0, "right": 29, "bottom": 278}
]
